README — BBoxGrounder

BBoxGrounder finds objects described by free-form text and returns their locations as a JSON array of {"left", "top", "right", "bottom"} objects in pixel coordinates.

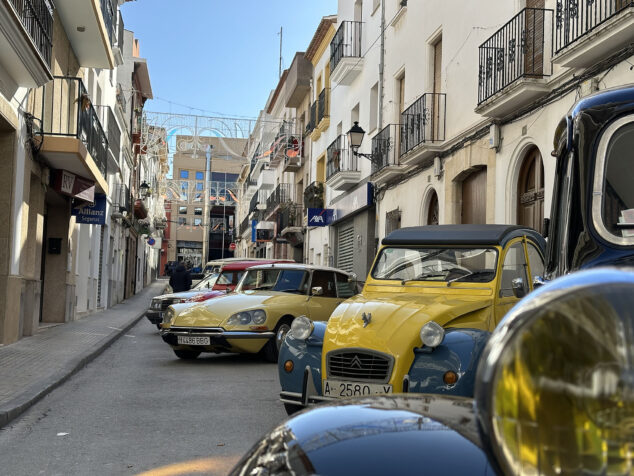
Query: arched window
[{"left": 517, "top": 146, "right": 544, "bottom": 233}]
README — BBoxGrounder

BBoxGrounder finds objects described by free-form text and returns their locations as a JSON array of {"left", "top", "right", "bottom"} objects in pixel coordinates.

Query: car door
[
  {"left": 306, "top": 270, "right": 345, "bottom": 321},
  {"left": 495, "top": 239, "right": 529, "bottom": 325}
]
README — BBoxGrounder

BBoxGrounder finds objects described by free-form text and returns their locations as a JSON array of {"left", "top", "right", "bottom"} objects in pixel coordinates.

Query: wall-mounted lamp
[{"left": 347, "top": 122, "right": 375, "bottom": 160}]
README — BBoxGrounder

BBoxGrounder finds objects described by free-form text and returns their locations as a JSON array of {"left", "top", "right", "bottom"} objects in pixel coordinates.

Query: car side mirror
[
  {"left": 348, "top": 273, "right": 357, "bottom": 283},
  {"left": 532, "top": 275, "right": 547, "bottom": 289},
  {"left": 511, "top": 277, "right": 526, "bottom": 298},
  {"left": 311, "top": 286, "right": 323, "bottom": 296}
]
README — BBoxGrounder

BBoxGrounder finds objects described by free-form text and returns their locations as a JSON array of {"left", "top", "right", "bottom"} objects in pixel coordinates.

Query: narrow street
[{"left": 0, "top": 319, "right": 286, "bottom": 476}]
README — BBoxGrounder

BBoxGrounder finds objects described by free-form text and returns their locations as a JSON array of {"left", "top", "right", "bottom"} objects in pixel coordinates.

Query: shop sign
[
  {"left": 53, "top": 169, "right": 95, "bottom": 202},
  {"left": 307, "top": 208, "right": 334, "bottom": 227},
  {"left": 331, "top": 183, "right": 374, "bottom": 223},
  {"left": 72, "top": 193, "right": 106, "bottom": 225}
]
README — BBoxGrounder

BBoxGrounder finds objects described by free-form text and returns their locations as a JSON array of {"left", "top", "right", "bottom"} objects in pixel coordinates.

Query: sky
[{"left": 121, "top": 0, "right": 338, "bottom": 120}]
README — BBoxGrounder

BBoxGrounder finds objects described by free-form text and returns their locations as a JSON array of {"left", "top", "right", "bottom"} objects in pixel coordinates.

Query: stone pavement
[{"left": 0, "top": 280, "right": 167, "bottom": 427}]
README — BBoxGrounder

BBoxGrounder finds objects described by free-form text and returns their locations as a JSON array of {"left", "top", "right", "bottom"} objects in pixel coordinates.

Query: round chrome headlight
[
  {"left": 252, "top": 309, "right": 267, "bottom": 325},
  {"left": 290, "top": 316, "right": 313, "bottom": 340},
  {"left": 476, "top": 268, "right": 634, "bottom": 476},
  {"left": 420, "top": 321, "right": 445, "bottom": 348}
]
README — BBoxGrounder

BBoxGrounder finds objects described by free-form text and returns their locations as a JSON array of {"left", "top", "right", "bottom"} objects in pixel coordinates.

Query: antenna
[{"left": 278, "top": 26, "right": 283, "bottom": 78}]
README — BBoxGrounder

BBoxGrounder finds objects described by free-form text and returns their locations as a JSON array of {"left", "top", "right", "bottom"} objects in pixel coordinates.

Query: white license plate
[
  {"left": 323, "top": 379, "right": 393, "bottom": 398},
  {"left": 177, "top": 336, "right": 210, "bottom": 345}
]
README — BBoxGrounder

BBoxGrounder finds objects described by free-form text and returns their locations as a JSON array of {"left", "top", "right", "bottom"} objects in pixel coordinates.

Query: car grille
[{"left": 327, "top": 350, "right": 393, "bottom": 383}]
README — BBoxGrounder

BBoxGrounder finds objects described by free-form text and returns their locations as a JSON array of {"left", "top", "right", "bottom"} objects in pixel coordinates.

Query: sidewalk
[{"left": 0, "top": 280, "right": 166, "bottom": 427}]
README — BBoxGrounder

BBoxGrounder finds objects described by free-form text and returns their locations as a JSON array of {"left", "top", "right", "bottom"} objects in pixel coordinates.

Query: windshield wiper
[
  {"left": 445, "top": 270, "right": 494, "bottom": 286},
  {"left": 401, "top": 273, "right": 447, "bottom": 285}
]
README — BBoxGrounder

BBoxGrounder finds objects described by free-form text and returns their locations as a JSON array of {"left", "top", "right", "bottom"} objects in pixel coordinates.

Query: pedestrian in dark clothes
[{"left": 169, "top": 263, "right": 192, "bottom": 292}]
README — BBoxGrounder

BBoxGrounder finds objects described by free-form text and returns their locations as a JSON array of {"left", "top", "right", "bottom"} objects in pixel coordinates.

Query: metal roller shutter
[{"left": 337, "top": 225, "right": 355, "bottom": 273}]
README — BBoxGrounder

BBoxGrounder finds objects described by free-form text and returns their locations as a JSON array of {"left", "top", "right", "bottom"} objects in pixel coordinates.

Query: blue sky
[{"left": 121, "top": 0, "right": 338, "bottom": 119}]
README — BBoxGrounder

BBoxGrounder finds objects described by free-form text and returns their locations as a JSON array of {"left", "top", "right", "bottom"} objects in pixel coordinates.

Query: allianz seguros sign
[{"left": 72, "top": 194, "right": 106, "bottom": 225}]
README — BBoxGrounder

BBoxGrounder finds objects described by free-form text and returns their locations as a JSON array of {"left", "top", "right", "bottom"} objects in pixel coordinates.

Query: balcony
[
  {"left": 317, "top": 88, "right": 330, "bottom": 129},
  {"left": 95, "top": 105, "right": 121, "bottom": 170},
  {"left": 112, "top": 183, "right": 131, "bottom": 215},
  {"left": 112, "top": 9, "right": 124, "bottom": 66},
  {"left": 54, "top": 0, "right": 115, "bottom": 68},
  {"left": 554, "top": 0, "right": 634, "bottom": 68},
  {"left": 371, "top": 124, "right": 406, "bottom": 186},
  {"left": 326, "top": 134, "right": 360, "bottom": 191},
  {"left": 240, "top": 214, "right": 251, "bottom": 238},
  {"left": 304, "top": 181, "right": 324, "bottom": 209},
  {"left": 284, "top": 53, "right": 312, "bottom": 108},
  {"left": 0, "top": 0, "right": 53, "bottom": 89},
  {"left": 265, "top": 183, "right": 302, "bottom": 216},
  {"left": 279, "top": 204, "right": 304, "bottom": 247},
  {"left": 308, "top": 101, "right": 318, "bottom": 139},
  {"left": 283, "top": 137, "right": 304, "bottom": 172},
  {"left": 34, "top": 76, "right": 109, "bottom": 193},
  {"left": 257, "top": 168, "right": 275, "bottom": 191},
  {"left": 399, "top": 93, "right": 446, "bottom": 167},
  {"left": 476, "top": 8, "right": 553, "bottom": 119},
  {"left": 330, "top": 21, "right": 364, "bottom": 85}
]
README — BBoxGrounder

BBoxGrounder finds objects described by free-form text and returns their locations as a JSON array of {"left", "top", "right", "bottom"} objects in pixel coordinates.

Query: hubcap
[{"left": 276, "top": 324, "right": 290, "bottom": 350}]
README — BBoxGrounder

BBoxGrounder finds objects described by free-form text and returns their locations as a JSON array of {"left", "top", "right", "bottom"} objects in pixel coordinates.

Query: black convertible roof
[{"left": 382, "top": 224, "right": 545, "bottom": 249}]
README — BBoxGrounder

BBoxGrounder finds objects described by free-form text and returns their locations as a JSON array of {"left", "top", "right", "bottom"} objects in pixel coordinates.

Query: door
[
  {"left": 525, "top": 0, "right": 545, "bottom": 76},
  {"left": 518, "top": 147, "right": 545, "bottom": 233},
  {"left": 336, "top": 225, "right": 355, "bottom": 273},
  {"left": 307, "top": 270, "right": 343, "bottom": 321},
  {"left": 432, "top": 38, "right": 442, "bottom": 140},
  {"left": 461, "top": 168, "right": 487, "bottom": 224},
  {"left": 495, "top": 240, "right": 529, "bottom": 324}
]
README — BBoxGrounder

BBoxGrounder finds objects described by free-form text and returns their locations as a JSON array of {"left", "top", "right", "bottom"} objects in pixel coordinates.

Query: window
[
  {"left": 196, "top": 182, "right": 203, "bottom": 191},
  {"left": 193, "top": 218, "right": 202, "bottom": 226},
  {"left": 194, "top": 207, "right": 203, "bottom": 216},
  {"left": 386, "top": 208, "right": 401, "bottom": 236},
  {"left": 310, "top": 271, "right": 337, "bottom": 297},
  {"left": 179, "top": 206, "right": 187, "bottom": 214},
  {"left": 180, "top": 170, "right": 189, "bottom": 179},
  {"left": 500, "top": 243, "right": 528, "bottom": 298},
  {"left": 178, "top": 217, "right": 187, "bottom": 225},
  {"left": 196, "top": 171, "right": 204, "bottom": 180},
  {"left": 527, "top": 242, "right": 545, "bottom": 278},
  {"left": 335, "top": 272, "right": 357, "bottom": 298}
]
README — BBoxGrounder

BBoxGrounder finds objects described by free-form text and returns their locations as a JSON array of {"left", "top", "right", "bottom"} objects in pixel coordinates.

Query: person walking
[{"left": 169, "top": 262, "right": 192, "bottom": 292}]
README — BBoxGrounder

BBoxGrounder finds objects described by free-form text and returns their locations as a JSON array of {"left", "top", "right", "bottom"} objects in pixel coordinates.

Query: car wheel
[
  {"left": 284, "top": 403, "right": 302, "bottom": 416},
  {"left": 262, "top": 318, "right": 292, "bottom": 363},
  {"left": 173, "top": 350, "right": 201, "bottom": 360}
]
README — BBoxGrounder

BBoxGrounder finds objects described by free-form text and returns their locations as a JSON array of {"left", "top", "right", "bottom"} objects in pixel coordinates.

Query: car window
[
  {"left": 500, "top": 243, "right": 528, "bottom": 298},
  {"left": 527, "top": 242, "right": 545, "bottom": 278},
  {"left": 193, "top": 273, "right": 218, "bottom": 290},
  {"left": 335, "top": 273, "right": 356, "bottom": 298},
  {"left": 310, "top": 271, "right": 337, "bottom": 297},
  {"left": 273, "top": 270, "right": 309, "bottom": 293}
]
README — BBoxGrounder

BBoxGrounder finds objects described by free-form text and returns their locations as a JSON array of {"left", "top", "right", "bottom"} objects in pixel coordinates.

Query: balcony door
[
  {"left": 525, "top": 0, "right": 545, "bottom": 76},
  {"left": 517, "top": 146, "right": 544, "bottom": 233},
  {"left": 432, "top": 38, "right": 442, "bottom": 140}
]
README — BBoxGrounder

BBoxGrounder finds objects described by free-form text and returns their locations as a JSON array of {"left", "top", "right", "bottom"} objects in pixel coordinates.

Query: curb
[{"left": 0, "top": 301, "right": 151, "bottom": 428}]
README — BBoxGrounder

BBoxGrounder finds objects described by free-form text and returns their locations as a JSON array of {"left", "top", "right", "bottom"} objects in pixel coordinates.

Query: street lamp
[
  {"left": 347, "top": 121, "right": 374, "bottom": 160},
  {"left": 139, "top": 181, "right": 150, "bottom": 198}
]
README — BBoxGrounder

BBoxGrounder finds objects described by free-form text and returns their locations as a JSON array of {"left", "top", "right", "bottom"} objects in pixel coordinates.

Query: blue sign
[
  {"left": 308, "top": 208, "right": 334, "bottom": 227},
  {"left": 72, "top": 194, "right": 106, "bottom": 225},
  {"left": 251, "top": 219, "right": 257, "bottom": 242}
]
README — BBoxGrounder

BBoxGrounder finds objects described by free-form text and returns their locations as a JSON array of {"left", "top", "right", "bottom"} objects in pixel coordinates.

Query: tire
[
  {"left": 262, "top": 318, "right": 292, "bottom": 363},
  {"left": 284, "top": 403, "right": 302, "bottom": 416},
  {"left": 174, "top": 349, "right": 201, "bottom": 360}
]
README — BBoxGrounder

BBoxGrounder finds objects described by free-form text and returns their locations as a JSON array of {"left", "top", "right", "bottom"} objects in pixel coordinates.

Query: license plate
[
  {"left": 323, "top": 379, "right": 393, "bottom": 398},
  {"left": 177, "top": 336, "right": 210, "bottom": 345}
]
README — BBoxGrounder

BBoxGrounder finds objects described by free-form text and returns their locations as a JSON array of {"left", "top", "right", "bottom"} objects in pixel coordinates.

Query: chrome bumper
[{"left": 161, "top": 326, "right": 274, "bottom": 339}]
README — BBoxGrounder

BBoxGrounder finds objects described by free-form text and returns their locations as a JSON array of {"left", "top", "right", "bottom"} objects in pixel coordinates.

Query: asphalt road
[{"left": 0, "top": 318, "right": 287, "bottom": 476}]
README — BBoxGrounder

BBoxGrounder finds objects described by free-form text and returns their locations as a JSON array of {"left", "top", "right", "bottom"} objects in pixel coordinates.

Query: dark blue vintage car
[{"left": 230, "top": 85, "right": 634, "bottom": 475}]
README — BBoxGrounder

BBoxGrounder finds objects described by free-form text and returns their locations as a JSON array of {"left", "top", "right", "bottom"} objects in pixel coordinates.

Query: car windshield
[
  {"left": 238, "top": 269, "right": 309, "bottom": 293},
  {"left": 193, "top": 273, "right": 219, "bottom": 290},
  {"left": 371, "top": 247, "right": 498, "bottom": 283}
]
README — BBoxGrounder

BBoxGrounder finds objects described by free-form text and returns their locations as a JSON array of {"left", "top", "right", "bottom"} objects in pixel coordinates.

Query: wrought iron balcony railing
[
  {"left": 326, "top": 134, "right": 357, "bottom": 181},
  {"left": 400, "top": 93, "right": 446, "bottom": 156},
  {"left": 304, "top": 181, "right": 324, "bottom": 210},
  {"left": 38, "top": 76, "right": 108, "bottom": 178},
  {"left": 266, "top": 183, "right": 302, "bottom": 214},
  {"left": 113, "top": 183, "right": 131, "bottom": 213},
  {"left": 330, "top": 21, "right": 363, "bottom": 73},
  {"left": 278, "top": 204, "right": 303, "bottom": 234},
  {"left": 318, "top": 88, "right": 330, "bottom": 124},
  {"left": 100, "top": 0, "right": 116, "bottom": 47},
  {"left": 240, "top": 214, "right": 251, "bottom": 237},
  {"left": 555, "top": 0, "right": 634, "bottom": 53},
  {"left": 478, "top": 8, "right": 553, "bottom": 104},
  {"left": 96, "top": 105, "right": 121, "bottom": 164},
  {"left": 8, "top": 0, "right": 54, "bottom": 67},
  {"left": 371, "top": 124, "right": 403, "bottom": 174}
]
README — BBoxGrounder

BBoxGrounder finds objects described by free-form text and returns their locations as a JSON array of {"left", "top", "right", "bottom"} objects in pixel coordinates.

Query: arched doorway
[
  {"left": 427, "top": 190, "right": 439, "bottom": 225},
  {"left": 517, "top": 146, "right": 544, "bottom": 233}
]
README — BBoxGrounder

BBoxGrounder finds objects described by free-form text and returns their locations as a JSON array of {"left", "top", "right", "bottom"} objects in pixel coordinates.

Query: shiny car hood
[
  {"left": 229, "top": 395, "right": 493, "bottom": 476},
  {"left": 171, "top": 291, "right": 303, "bottom": 327},
  {"left": 325, "top": 290, "right": 493, "bottom": 352}
]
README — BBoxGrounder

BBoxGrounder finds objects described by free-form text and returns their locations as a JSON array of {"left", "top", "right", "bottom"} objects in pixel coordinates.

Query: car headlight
[
  {"left": 151, "top": 299, "right": 162, "bottom": 309},
  {"left": 476, "top": 269, "right": 634, "bottom": 476},
  {"left": 290, "top": 316, "right": 313, "bottom": 340},
  {"left": 163, "top": 307, "right": 176, "bottom": 324},
  {"left": 420, "top": 321, "right": 445, "bottom": 348},
  {"left": 227, "top": 309, "right": 267, "bottom": 326}
]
